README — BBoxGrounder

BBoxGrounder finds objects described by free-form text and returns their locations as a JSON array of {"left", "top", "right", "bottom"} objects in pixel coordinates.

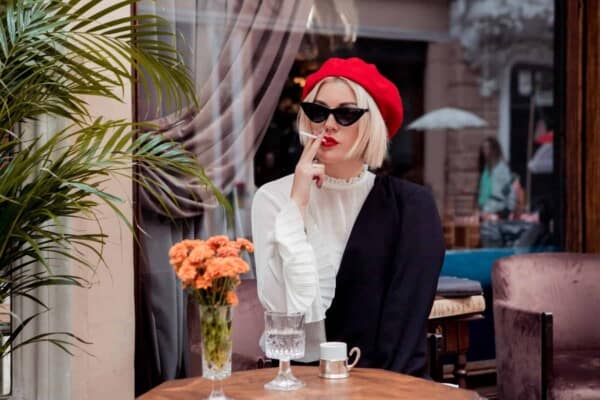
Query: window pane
[{"left": 135, "top": 0, "right": 560, "bottom": 391}]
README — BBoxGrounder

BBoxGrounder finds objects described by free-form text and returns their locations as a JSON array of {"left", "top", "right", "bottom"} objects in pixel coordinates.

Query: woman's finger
[
  {"left": 311, "top": 162, "right": 325, "bottom": 171},
  {"left": 311, "top": 163, "right": 325, "bottom": 188},
  {"left": 305, "top": 132, "right": 324, "bottom": 160},
  {"left": 299, "top": 130, "right": 324, "bottom": 162},
  {"left": 298, "top": 136, "right": 317, "bottom": 162}
]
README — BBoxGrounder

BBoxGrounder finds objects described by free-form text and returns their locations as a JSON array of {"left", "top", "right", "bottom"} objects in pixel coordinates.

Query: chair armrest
[
  {"left": 257, "top": 357, "right": 274, "bottom": 369},
  {"left": 232, "top": 352, "right": 275, "bottom": 371},
  {"left": 232, "top": 353, "right": 272, "bottom": 371},
  {"left": 493, "top": 301, "right": 552, "bottom": 400}
]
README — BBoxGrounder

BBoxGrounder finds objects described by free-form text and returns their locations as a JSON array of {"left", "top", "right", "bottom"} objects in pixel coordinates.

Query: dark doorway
[{"left": 509, "top": 64, "right": 555, "bottom": 233}]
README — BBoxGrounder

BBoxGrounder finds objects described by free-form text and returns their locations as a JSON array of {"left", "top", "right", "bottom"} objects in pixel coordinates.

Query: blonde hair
[{"left": 297, "top": 77, "right": 388, "bottom": 169}]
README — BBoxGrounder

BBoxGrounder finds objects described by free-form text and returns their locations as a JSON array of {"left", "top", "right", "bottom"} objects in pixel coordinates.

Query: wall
[
  {"left": 445, "top": 43, "right": 499, "bottom": 216},
  {"left": 356, "top": 0, "right": 449, "bottom": 35},
  {"left": 424, "top": 42, "right": 500, "bottom": 216},
  {"left": 423, "top": 43, "right": 451, "bottom": 211},
  {"left": 70, "top": 2, "right": 134, "bottom": 399}
]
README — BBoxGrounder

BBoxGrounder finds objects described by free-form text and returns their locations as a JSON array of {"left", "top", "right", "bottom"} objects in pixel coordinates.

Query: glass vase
[{"left": 199, "top": 305, "right": 233, "bottom": 400}]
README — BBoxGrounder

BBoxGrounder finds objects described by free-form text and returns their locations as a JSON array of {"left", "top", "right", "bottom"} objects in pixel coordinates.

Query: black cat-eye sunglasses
[{"left": 300, "top": 102, "right": 369, "bottom": 126}]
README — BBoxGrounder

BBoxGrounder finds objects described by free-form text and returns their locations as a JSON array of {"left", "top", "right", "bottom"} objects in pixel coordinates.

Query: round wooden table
[{"left": 137, "top": 366, "right": 482, "bottom": 399}]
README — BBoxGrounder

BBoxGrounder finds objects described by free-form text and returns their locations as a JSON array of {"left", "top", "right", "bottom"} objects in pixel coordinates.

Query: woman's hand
[{"left": 291, "top": 132, "right": 325, "bottom": 216}]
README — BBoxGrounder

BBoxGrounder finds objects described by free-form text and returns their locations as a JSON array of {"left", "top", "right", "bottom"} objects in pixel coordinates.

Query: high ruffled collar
[{"left": 322, "top": 165, "right": 371, "bottom": 189}]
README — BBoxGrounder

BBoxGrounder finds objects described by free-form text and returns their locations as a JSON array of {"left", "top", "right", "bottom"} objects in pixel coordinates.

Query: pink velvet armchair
[
  {"left": 231, "top": 279, "right": 269, "bottom": 371},
  {"left": 493, "top": 253, "right": 600, "bottom": 400}
]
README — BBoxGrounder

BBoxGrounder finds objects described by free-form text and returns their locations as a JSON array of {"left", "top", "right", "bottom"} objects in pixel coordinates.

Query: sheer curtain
[
  {"left": 11, "top": 117, "right": 72, "bottom": 400},
  {"left": 135, "top": 0, "right": 312, "bottom": 394}
]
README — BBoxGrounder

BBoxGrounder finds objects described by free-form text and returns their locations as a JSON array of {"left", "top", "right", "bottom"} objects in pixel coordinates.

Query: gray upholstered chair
[{"left": 492, "top": 253, "right": 600, "bottom": 400}]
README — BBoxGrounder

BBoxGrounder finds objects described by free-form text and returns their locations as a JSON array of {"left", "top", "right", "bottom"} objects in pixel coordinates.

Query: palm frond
[
  {"left": 0, "top": 0, "right": 196, "bottom": 128},
  {"left": 0, "top": 0, "right": 230, "bottom": 358},
  {"left": 0, "top": 310, "right": 92, "bottom": 358}
]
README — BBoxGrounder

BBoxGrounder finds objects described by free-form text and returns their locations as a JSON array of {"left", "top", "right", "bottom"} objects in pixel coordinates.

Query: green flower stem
[{"left": 200, "top": 305, "right": 232, "bottom": 371}]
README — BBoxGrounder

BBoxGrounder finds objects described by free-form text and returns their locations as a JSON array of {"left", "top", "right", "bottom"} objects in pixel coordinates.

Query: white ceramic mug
[{"left": 319, "top": 342, "right": 361, "bottom": 379}]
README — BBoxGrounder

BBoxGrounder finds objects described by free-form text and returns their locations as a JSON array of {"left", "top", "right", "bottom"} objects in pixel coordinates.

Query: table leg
[
  {"left": 453, "top": 319, "right": 471, "bottom": 388},
  {"left": 428, "top": 314, "right": 484, "bottom": 389},
  {"left": 427, "top": 333, "right": 443, "bottom": 381},
  {"left": 454, "top": 352, "right": 468, "bottom": 388}
]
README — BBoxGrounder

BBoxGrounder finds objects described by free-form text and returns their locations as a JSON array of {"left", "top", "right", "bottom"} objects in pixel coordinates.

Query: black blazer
[{"left": 325, "top": 175, "right": 445, "bottom": 377}]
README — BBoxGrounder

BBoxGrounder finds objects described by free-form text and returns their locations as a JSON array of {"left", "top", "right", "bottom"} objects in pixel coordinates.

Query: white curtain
[
  {"left": 135, "top": 1, "right": 313, "bottom": 394},
  {"left": 138, "top": 0, "right": 313, "bottom": 217},
  {"left": 11, "top": 116, "right": 72, "bottom": 400}
]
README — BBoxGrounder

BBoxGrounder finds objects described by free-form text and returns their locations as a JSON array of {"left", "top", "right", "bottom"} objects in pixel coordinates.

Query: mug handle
[{"left": 348, "top": 347, "right": 361, "bottom": 371}]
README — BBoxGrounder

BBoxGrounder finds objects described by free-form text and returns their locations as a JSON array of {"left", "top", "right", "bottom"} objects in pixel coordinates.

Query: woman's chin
[{"left": 316, "top": 151, "right": 344, "bottom": 165}]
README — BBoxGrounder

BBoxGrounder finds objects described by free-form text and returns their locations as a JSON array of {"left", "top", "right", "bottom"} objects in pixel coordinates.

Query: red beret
[{"left": 302, "top": 57, "right": 403, "bottom": 138}]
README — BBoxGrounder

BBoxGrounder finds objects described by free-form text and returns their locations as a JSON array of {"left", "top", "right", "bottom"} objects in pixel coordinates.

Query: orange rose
[
  {"left": 226, "top": 291, "right": 238, "bottom": 306},
  {"left": 236, "top": 238, "right": 254, "bottom": 253},
  {"left": 168, "top": 243, "right": 188, "bottom": 269},
  {"left": 207, "top": 257, "right": 240, "bottom": 279},
  {"left": 228, "top": 257, "right": 250, "bottom": 274},
  {"left": 206, "top": 235, "right": 229, "bottom": 250},
  {"left": 188, "top": 242, "right": 214, "bottom": 264},
  {"left": 181, "top": 239, "right": 197, "bottom": 250},
  {"left": 177, "top": 259, "right": 197, "bottom": 283},
  {"left": 216, "top": 244, "right": 241, "bottom": 257},
  {"left": 203, "top": 258, "right": 223, "bottom": 280},
  {"left": 224, "top": 257, "right": 249, "bottom": 276},
  {"left": 194, "top": 275, "right": 212, "bottom": 290}
]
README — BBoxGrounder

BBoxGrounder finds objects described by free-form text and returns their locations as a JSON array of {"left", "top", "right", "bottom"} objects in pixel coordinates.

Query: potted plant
[{"left": 0, "top": 0, "right": 225, "bottom": 359}]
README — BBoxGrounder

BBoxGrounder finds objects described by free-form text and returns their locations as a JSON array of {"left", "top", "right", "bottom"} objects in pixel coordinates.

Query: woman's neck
[{"left": 324, "top": 160, "right": 365, "bottom": 179}]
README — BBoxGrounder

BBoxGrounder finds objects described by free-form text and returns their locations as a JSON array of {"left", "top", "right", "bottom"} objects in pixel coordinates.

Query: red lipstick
[{"left": 321, "top": 136, "right": 339, "bottom": 147}]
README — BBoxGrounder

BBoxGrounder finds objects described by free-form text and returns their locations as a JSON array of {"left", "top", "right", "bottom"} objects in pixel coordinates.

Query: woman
[
  {"left": 477, "top": 137, "right": 516, "bottom": 218},
  {"left": 251, "top": 58, "right": 445, "bottom": 377}
]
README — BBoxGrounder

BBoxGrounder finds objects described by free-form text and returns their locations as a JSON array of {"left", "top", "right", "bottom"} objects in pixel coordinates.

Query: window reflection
[
  {"left": 253, "top": 1, "right": 558, "bottom": 252},
  {"left": 135, "top": 0, "right": 559, "bottom": 393},
  {"left": 246, "top": 0, "right": 558, "bottom": 373}
]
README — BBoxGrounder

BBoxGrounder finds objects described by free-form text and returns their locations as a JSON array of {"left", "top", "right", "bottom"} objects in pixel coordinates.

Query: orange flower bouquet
[
  {"left": 169, "top": 235, "right": 253, "bottom": 395},
  {"left": 169, "top": 235, "right": 253, "bottom": 305}
]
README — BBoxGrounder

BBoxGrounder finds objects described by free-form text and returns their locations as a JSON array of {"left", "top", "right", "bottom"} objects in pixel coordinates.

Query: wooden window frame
[{"left": 560, "top": 0, "right": 600, "bottom": 252}]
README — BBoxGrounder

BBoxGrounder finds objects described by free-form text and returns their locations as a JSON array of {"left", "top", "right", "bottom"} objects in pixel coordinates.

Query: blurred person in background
[{"left": 477, "top": 137, "right": 517, "bottom": 220}]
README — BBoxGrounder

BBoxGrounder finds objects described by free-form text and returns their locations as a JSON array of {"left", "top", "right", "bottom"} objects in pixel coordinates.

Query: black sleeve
[{"left": 375, "top": 185, "right": 445, "bottom": 376}]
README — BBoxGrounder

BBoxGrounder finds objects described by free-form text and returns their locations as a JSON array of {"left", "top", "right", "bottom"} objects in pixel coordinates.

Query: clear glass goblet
[{"left": 263, "top": 311, "right": 306, "bottom": 391}]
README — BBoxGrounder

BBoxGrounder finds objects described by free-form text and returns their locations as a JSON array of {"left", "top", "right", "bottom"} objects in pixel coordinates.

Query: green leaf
[{"left": 0, "top": 0, "right": 228, "bottom": 360}]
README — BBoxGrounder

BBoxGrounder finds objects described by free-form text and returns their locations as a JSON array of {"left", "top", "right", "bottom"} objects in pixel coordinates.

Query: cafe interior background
[
  {"left": 134, "top": 0, "right": 557, "bottom": 398},
  {"left": 7, "top": 0, "right": 600, "bottom": 399}
]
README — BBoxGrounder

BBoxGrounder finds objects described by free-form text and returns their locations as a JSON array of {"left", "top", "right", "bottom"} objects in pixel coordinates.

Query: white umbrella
[
  {"left": 407, "top": 107, "right": 488, "bottom": 130},
  {"left": 528, "top": 143, "right": 553, "bottom": 174}
]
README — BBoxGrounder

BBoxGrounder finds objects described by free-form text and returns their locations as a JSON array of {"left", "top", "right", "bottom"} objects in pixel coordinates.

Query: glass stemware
[{"left": 263, "top": 311, "right": 306, "bottom": 391}]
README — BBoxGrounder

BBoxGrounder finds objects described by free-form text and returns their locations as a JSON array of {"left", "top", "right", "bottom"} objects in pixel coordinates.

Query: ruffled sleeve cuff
[{"left": 274, "top": 201, "right": 322, "bottom": 322}]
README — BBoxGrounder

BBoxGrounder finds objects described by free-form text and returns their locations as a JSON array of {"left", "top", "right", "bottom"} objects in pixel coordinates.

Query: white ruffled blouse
[{"left": 251, "top": 166, "right": 375, "bottom": 361}]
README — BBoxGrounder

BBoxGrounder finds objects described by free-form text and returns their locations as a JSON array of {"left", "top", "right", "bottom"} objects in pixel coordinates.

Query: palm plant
[{"left": 0, "top": 0, "right": 224, "bottom": 357}]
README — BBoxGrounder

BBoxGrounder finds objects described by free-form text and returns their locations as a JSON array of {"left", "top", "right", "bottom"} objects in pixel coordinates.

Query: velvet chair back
[
  {"left": 493, "top": 253, "right": 600, "bottom": 351},
  {"left": 231, "top": 279, "right": 265, "bottom": 370},
  {"left": 493, "top": 253, "right": 600, "bottom": 400}
]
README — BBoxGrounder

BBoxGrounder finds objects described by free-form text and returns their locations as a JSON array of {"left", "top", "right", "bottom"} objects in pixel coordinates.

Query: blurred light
[{"left": 293, "top": 77, "right": 306, "bottom": 87}]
